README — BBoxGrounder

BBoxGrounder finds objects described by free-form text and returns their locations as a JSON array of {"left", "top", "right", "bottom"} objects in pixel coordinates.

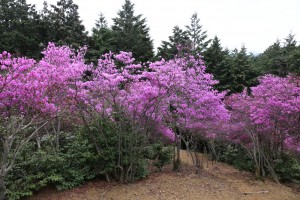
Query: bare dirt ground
[{"left": 28, "top": 150, "right": 300, "bottom": 200}]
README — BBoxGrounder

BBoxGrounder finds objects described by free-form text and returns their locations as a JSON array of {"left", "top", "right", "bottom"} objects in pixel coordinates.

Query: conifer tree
[
  {"left": 203, "top": 36, "right": 224, "bottom": 75},
  {"left": 111, "top": 0, "right": 154, "bottom": 63},
  {"left": 185, "top": 13, "right": 211, "bottom": 54},
  {"left": 256, "top": 40, "right": 285, "bottom": 76},
  {"left": 282, "top": 33, "right": 300, "bottom": 75},
  {"left": 87, "top": 13, "right": 114, "bottom": 63},
  {"left": 203, "top": 36, "right": 231, "bottom": 91},
  {"left": 157, "top": 26, "right": 191, "bottom": 60},
  {"left": 228, "top": 46, "right": 258, "bottom": 93}
]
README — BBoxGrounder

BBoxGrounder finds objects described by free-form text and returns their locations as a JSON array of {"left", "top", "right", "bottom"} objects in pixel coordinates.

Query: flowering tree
[
  {"left": 82, "top": 52, "right": 229, "bottom": 172},
  {"left": 141, "top": 56, "right": 229, "bottom": 171},
  {"left": 250, "top": 75, "right": 300, "bottom": 153},
  {"left": 225, "top": 75, "right": 300, "bottom": 180},
  {"left": 34, "top": 43, "right": 88, "bottom": 151},
  {"left": 0, "top": 43, "right": 87, "bottom": 199}
]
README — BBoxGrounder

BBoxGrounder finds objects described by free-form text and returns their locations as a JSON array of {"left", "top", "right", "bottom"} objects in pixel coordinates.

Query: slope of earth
[{"left": 28, "top": 150, "right": 300, "bottom": 200}]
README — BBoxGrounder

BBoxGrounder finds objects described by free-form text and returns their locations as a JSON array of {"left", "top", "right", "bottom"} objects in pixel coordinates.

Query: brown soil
[{"left": 28, "top": 150, "right": 300, "bottom": 200}]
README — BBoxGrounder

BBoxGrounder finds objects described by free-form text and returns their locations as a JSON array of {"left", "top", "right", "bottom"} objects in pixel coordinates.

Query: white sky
[{"left": 27, "top": 0, "right": 300, "bottom": 54}]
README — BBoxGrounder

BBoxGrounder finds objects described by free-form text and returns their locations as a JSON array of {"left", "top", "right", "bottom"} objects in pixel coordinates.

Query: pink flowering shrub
[
  {"left": 250, "top": 75, "right": 300, "bottom": 151},
  {"left": 225, "top": 74, "right": 300, "bottom": 180},
  {"left": 0, "top": 43, "right": 89, "bottom": 198},
  {"left": 81, "top": 52, "right": 229, "bottom": 171},
  {"left": 82, "top": 53, "right": 229, "bottom": 141}
]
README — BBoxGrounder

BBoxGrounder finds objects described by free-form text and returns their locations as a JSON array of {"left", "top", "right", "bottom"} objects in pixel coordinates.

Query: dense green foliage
[
  {"left": 144, "top": 143, "right": 173, "bottom": 171},
  {"left": 204, "top": 42, "right": 259, "bottom": 93},
  {"left": 219, "top": 145, "right": 255, "bottom": 172},
  {"left": 41, "top": 0, "right": 88, "bottom": 49},
  {"left": 255, "top": 34, "right": 300, "bottom": 76},
  {"left": 274, "top": 153, "right": 300, "bottom": 183},
  {"left": 81, "top": 115, "right": 151, "bottom": 183},
  {"left": 5, "top": 131, "right": 100, "bottom": 200},
  {"left": 0, "top": 0, "right": 88, "bottom": 58},
  {"left": 0, "top": 0, "right": 41, "bottom": 58}
]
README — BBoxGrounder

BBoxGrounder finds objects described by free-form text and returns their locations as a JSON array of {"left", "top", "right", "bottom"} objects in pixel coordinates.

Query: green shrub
[
  {"left": 154, "top": 146, "right": 173, "bottom": 171},
  {"left": 274, "top": 153, "right": 300, "bottom": 183},
  {"left": 134, "top": 159, "right": 149, "bottom": 180},
  {"left": 220, "top": 145, "right": 255, "bottom": 172},
  {"left": 80, "top": 122, "right": 117, "bottom": 178},
  {"left": 5, "top": 131, "right": 100, "bottom": 200},
  {"left": 143, "top": 143, "right": 162, "bottom": 160},
  {"left": 143, "top": 143, "right": 172, "bottom": 171},
  {"left": 81, "top": 115, "right": 154, "bottom": 183}
]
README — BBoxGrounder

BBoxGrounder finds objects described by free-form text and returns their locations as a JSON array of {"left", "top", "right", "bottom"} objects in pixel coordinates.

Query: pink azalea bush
[
  {"left": 225, "top": 74, "right": 300, "bottom": 179},
  {"left": 0, "top": 43, "right": 89, "bottom": 198},
  {"left": 82, "top": 53, "right": 229, "bottom": 143}
]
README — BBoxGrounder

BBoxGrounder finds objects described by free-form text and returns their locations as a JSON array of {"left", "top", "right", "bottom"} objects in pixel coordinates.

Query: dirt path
[{"left": 28, "top": 150, "right": 300, "bottom": 200}]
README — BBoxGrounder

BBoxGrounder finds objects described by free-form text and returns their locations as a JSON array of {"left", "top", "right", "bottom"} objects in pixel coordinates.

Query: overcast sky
[{"left": 27, "top": 0, "right": 300, "bottom": 54}]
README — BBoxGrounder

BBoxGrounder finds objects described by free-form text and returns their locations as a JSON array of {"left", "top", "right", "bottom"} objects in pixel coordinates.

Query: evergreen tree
[
  {"left": 185, "top": 13, "right": 211, "bottom": 54},
  {"left": 87, "top": 13, "right": 114, "bottom": 63},
  {"left": 0, "top": 0, "right": 41, "bottom": 58},
  {"left": 215, "top": 48, "right": 235, "bottom": 92},
  {"left": 284, "top": 33, "right": 297, "bottom": 50},
  {"left": 43, "top": 0, "right": 88, "bottom": 48},
  {"left": 203, "top": 36, "right": 232, "bottom": 91},
  {"left": 257, "top": 40, "right": 286, "bottom": 76},
  {"left": 282, "top": 33, "right": 300, "bottom": 75},
  {"left": 95, "top": 12, "right": 108, "bottom": 29},
  {"left": 228, "top": 46, "right": 258, "bottom": 93},
  {"left": 289, "top": 45, "right": 300, "bottom": 75},
  {"left": 203, "top": 36, "right": 224, "bottom": 75},
  {"left": 157, "top": 13, "right": 210, "bottom": 60},
  {"left": 111, "top": 0, "right": 154, "bottom": 63},
  {"left": 205, "top": 43, "right": 259, "bottom": 94},
  {"left": 157, "top": 26, "right": 191, "bottom": 60},
  {"left": 256, "top": 34, "right": 300, "bottom": 76}
]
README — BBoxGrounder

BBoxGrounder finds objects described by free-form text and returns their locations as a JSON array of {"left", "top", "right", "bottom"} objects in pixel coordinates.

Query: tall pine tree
[
  {"left": 256, "top": 40, "right": 285, "bottom": 76},
  {"left": 227, "top": 46, "right": 258, "bottom": 93},
  {"left": 87, "top": 13, "right": 114, "bottom": 63},
  {"left": 111, "top": 0, "right": 154, "bottom": 63},
  {"left": 185, "top": 13, "right": 211, "bottom": 54},
  {"left": 282, "top": 33, "right": 300, "bottom": 75},
  {"left": 203, "top": 36, "right": 230, "bottom": 90}
]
